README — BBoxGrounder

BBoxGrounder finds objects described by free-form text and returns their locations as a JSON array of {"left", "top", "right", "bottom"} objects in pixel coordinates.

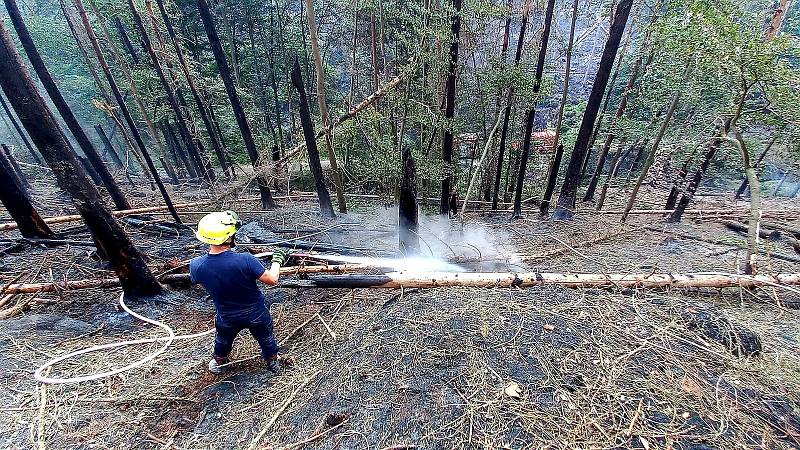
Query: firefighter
[{"left": 190, "top": 210, "right": 289, "bottom": 374}]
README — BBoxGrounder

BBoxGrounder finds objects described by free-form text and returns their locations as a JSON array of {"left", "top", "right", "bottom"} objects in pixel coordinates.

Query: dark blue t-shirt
[{"left": 189, "top": 251, "right": 267, "bottom": 320}]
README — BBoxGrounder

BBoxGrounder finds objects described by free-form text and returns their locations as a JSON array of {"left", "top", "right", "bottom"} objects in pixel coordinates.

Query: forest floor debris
[{"left": 0, "top": 180, "right": 799, "bottom": 449}]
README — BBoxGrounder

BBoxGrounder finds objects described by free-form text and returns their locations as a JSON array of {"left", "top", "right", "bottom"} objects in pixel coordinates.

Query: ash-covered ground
[{"left": 1, "top": 180, "right": 799, "bottom": 449}]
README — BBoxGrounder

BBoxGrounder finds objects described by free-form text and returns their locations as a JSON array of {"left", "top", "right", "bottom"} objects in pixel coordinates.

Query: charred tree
[
  {"left": 127, "top": 0, "right": 211, "bottom": 183},
  {"left": 584, "top": 46, "right": 647, "bottom": 203},
  {"left": 668, "top": 117, "right": 733, "bottom": 223},
  {"left": 153, "top": 0, "right": 230, "bottom": 179},
  {"left": 553, "top": 0, "right": 633, "bottom": 219},
  {"left": 73, "top": 0, "right": 181, "bottom": 223},
  {"left": 197, "top": 0, "right": 276, "bottom": 209},
  {"left": 113, "top": 16, "right": 140, "bottom": 65},
  {"left": 0, "top": 20, "right": 161, "bottom": 295},
  {"left": 492, "top": 4, "right": 530, "bottom": 209},
  {"left": 664, "top": 151, "right": 694, "bottom": 211},
  {"left": 399, "top": 146, "right": 419, "bottom": 255},
  {"left": 621, "top": 84, "right": 683, "bottom": 222},
  {"left": 94, "top": 124, "right": 123, "bottom": 168},
  {"left": 290, "top": 60, "right": 335, "bottom": 218},
  {"left": 440, "top": 0, "right": 462, "bottom": 216},
  {"left": 5, "top": 0, "right": 131, "bottom": 210},
  {"left": 0, "top": 143, "right": 28, "bottom": 194},
  {"left": 0, "top": 149, "right": 53, "bottom": 238},
  {"left": 304, "top": 0, "right": 347, "bottom": 212},
  {"left": 540, "top": 0, "right": 578, "bottom": 216},
  {"left": 0, "top": 91, "right": 41, "bottom": 164},
  {"left": 512, "top": 0, "right": 555, "bottom": 218},
  {"left": 164, "top": 121, "right": 197, "bottom": 179},
  {"left": 1, "top": 144, "right": 29, "bottom": 189}
]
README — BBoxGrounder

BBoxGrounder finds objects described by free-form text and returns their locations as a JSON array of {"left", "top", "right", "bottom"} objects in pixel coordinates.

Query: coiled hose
[{"left": 34, "top": 292, "right": 214, "bottom": 384}]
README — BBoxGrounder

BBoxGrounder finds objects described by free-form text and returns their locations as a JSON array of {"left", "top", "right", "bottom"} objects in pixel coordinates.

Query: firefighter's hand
[{"left": 271, "top": 248, "right": 289, "bottom": 267}]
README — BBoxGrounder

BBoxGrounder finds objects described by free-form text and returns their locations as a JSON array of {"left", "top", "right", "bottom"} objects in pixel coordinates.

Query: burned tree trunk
[
  {"left": 154, "top": 0, "right": 230, "bottom": 179},
  {"left": 164, "top": 121, "right": 197, "bottom": 179},
  {"left": 399, "top": 146, "right": 419, "bottom": 254},
  {"left": 94, "top": 124, "right": 124, "bottom": 168},
  {"left": 584, "top": 47, "right": 646, "bottom": 203},
  {"left": 492, "top": 5, "right": 529, "bottom": 210},
  {"left": 86, "top": 0, "right": 177, "bottom": 180},
  {"left": 0, "top": 151, "right": 53, "bottom": 238},
  {"left": 290, "top": 59, "right": 335, "bottom": 219},
  {"left": 540, "top": 0, "right": 578, "bottom": 216},
  {"left": 0, "top": 20, "right": 161, "bottom": 296},
  {"left": 440, "top": 0, "right": 462, "bottom": 216},
  {"left": 74, "top": 0, "right": 180, "bottom": 222},
  {"left": 554, "top": 0, "right": 633, "bottom": 219},
  {"left": 1, "top": 144, "right": 29, "bottom": 189},
  {"left": 0, "top": 143, "right": 28, "bottom": 195},
  {"left": 0, "top": 91, "right": 41, "bottom": 164},
  {"left": 113, "top": 16, "right": 140, "bottom": 65},
  {"left": 197, "top": 0, "right": 276, "bottom": 208},
  {"left": 128, "top": 0, "right": 211, "bottom": 183},
  {"left": 5, "top": 0, "right": 131, "bottom": 211},
  {"left": 668, "top": 117, "right": 733, "bottom": 223},
  {"left": 664, "top": 151, "right": 693, "bottom": 211},
  {"left": 511, "top": 0, "right": 555, "bottom": 219},
  {"left": 304, "top": 0, "right": 347, "bottom": 213},
  {"left": 621, "top": 84, "right": 683, "bottom": 222}
]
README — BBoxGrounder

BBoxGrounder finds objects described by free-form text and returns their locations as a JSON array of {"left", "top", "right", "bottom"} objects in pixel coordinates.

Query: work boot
[
  {"left": 266, "top": 354, "right": 289, "bottom": 373},
  {"left": 208, "top": 356, "right": 229, "bottom": 375}
]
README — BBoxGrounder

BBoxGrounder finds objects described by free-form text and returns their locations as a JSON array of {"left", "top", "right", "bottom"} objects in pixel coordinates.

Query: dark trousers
[{"left": 214, "top": 309, "right": 279, "bottom": 360}]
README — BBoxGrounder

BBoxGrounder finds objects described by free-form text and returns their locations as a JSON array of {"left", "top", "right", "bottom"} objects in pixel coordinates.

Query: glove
[{"left": 271, "top": 248, "right": 289, "bottom": 266}]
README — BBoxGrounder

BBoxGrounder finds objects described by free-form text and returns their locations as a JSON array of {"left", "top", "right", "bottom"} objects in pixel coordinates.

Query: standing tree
[
  {"left": 0, "top": 20, "right": 161, "bottom": 296},
  {"left": 399, "top": 146, "right": 419, "bottom": 254},
  {"left": 290, "top": 60, "right": 335, "bottom": 218},
  {"left": 4, "top": 0, "right": 131, "bottom": 211},
  {"left": 304, "top": 0, "right": 348, "bottom": 213},
  {"left": 440, "top": 0, "right": 463, "bottom": 216},
  {"left": 197, "top": 0, "right": 276, "bottom": 209},
  {"left": 553, "top": 0, "right": 633, "bottom": 219},
  {"left": 0, "top": 91, "right": 41, "bottom": 164},
  {"left": 73, "top": 0, "right": 182, "bottom": 223},
  {"left": 511, "top": 0, "right": 556, "bottom": 218},
  {"left": 540, "top": 0, "right": 579, "bottom": 216}
]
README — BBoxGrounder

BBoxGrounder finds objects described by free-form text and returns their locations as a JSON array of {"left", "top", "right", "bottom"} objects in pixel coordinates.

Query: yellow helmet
[{"left": 195, "top": 210, "right": 242, "bottom": 245}]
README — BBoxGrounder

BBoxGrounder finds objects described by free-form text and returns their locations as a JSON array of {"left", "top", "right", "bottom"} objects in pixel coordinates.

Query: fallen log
[
  {"left": 0, "top": 264, "right": 368, "bottom": 295},
  {"left": 721, "top": 220, "right": 800, "bottom": 254},
  {"left": 761, "top": 221, "right": 800, "bottom": 239},
  {"left": 279, "top": 272, "right": 800, "bottom": 289},
  {"left": 645, "top": 225, "right": 800, "bottom": 264}
]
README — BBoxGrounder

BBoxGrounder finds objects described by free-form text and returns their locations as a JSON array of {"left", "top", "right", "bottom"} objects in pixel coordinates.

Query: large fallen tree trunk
[
  {"left": 0, "top": 263, "right": 368, "bottom": 295},
  {"left": 4, "top": 271, "right": 798, "bottom": 295},
  {"left": 281, "top": 272, "right": 800, "bottom": 289}
]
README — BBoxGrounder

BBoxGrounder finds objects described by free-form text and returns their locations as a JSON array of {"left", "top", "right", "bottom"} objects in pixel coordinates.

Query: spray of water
[{"left": 310, "top": 254, "right": 466, "bottom": 272}]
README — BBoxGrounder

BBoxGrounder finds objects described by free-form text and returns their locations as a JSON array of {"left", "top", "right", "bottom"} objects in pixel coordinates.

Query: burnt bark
[
  {"left": 73, "top": 0, "right": 181, "bottom": 223},
  {"left": 1, "top": 143, "right": 29, "bottom": 189},
  {"left": 668, "top": 128, "right": 728, "bottom": 223},
  {"left": 554, "top": 0, "right": 633, "bottom": 219},
  {"left": 94, "top": 124, "right": 123, "bottom": 168},
  {"left": 113, "top": 16, "right": 140, "bottom": 65},
  {"left": 5, "top": 0, "right": 131, "bottom": 210},
  {"left": 492, "top": 5, "right": 529, "bottom": 209},
  {"left": 155, "top": 0, "right": 230, "bottom": 179},
  {"left": 0, "top": 143, "right": 28, "bottom": 196},
  {"left": 290, "top": 59, "right": 334, "bottom": 219},
  {"left": 0, "top": 148, "right": 53, "bottom": 238},
  {"left": 197, "top": 0, "right": 275, "bottom": 208},
  {"left": 128, "top": 0, "right": 211, "bottom": 183},
  {"left": 0, "top": 91, "right": 41, "bottom": 164},
  {"left": 664, "top": 151, "right": 693, "bottom": 211},
  {"left": 0, "top": 20, "right": 161, "bottom": 295},
  {"left": 440, "top": 0, "right": 462, "bottom": 216},
  {"left": 399, "top": 146, "right": 419, "bottom": 254},
  {"left": 511, "top": 0, "right": 555, "bottom": 219}
]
